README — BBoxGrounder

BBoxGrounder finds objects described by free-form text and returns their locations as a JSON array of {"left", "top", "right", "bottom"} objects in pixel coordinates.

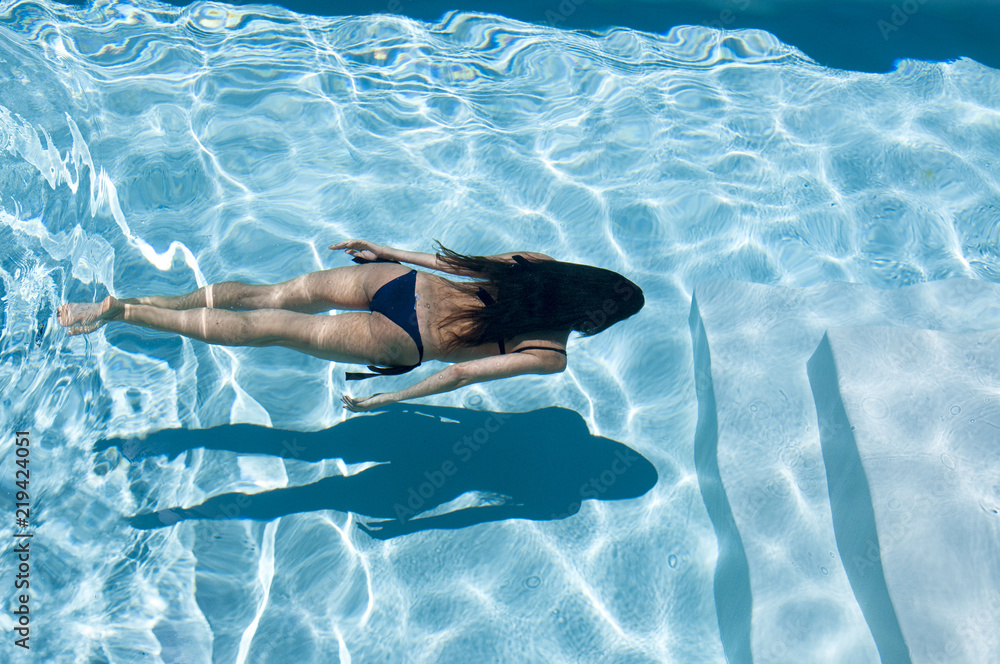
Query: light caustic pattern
[{"left": 0, "top": 0, "right": 999, "bottom": 662}]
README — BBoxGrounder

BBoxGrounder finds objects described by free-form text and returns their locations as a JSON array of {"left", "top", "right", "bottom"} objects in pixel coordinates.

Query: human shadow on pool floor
[{"left": 101, "top": 404, "right": 658, "bottom": 539}]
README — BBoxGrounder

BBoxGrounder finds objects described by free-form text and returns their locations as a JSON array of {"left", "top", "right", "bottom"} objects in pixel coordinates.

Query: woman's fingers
[
  {"left": 329, "top": 241, "right": 381, "bottom": 264},
  {"left": 329, "top": 242, "right": 365, "bottom": 260},
  {"left": 329, "top": 239, "right": 370, "bottom": 249},
  {"left": 345, "top": 249, "right": 377, "bottom": 262},
  {"left": 341, "top": 393, "right": 387, "bottom": 412},
  {"left": 341, "top": 395, "right": 372, "bottom": 412},
  {"left": 329, "top": 240, "right": 358, "bottom": 250}
]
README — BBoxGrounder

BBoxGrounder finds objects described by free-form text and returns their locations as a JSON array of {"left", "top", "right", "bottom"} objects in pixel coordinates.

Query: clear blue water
[{"left": 1, "top": 0, "right": 999, "bottom": 662}]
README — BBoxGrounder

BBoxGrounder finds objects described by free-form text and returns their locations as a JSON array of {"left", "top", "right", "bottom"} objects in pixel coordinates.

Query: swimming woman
[{"left": 57, "top": 241, "right": 644, "bottom": 411}]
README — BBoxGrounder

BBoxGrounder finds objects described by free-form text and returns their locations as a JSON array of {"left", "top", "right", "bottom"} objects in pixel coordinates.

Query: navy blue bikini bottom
[{"left": 346, "top": 268, "right": 424, "bottom": 381}]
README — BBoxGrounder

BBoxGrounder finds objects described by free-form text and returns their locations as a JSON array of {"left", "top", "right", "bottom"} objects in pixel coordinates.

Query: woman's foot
[{"left": 57, "top": 296, "right": 124, "bottom": 335}]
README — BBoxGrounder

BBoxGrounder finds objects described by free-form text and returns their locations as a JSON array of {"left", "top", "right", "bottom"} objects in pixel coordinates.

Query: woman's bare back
[{"left": 412, "top": 269, "right": 569, "bottom": 364}]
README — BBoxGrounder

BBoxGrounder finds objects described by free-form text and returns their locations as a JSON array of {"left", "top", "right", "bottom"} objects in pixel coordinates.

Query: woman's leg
[
  {"left": 58, "top": 265, "right": 377, "bottom": 327},
  {"left": 57, "top": 296, "right": 402, "bottom": 363},
  {"left": 118, "top": 278, "right": 346, "bottom": 314}
]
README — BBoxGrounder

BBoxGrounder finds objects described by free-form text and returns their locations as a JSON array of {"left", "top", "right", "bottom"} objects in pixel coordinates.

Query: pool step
[
  {"left": 808, "top": 326, "right": 1000, "bottom": 663},
  {"left": 689, "top": 278, "right": 1000, "bottom": 664}
]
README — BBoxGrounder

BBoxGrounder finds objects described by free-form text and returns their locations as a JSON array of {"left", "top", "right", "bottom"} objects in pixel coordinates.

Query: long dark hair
[{"left": 434, "top": 241, "right": 645, "bottom": 353}]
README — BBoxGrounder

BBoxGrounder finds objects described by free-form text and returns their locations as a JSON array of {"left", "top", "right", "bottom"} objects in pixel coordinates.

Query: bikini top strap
[
  {"left": 351, "top": 256, "right": 402, "bottom": 264},
  {"left": 512, "top": 345, "right": 567, "bottom": 356},
  {"left": 474, "top": 288, "right": 507, "bottom": 354},
  {"left": 475, "top": 287, "right": 495, "bottom": 306},
  {"left": 345, "top": 364, "right": 419, "bottom": 381}
]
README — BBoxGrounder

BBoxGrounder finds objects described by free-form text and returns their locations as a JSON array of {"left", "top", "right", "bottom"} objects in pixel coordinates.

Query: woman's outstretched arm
[
  {"left": 341, "top": 351, "right": 565, "bottom": 411},
  {"left": 330, "top": 239, "right": 553, "bottom": 277},
  {"left": 330, "top": 239, "right": 464, "bottom": 274}
]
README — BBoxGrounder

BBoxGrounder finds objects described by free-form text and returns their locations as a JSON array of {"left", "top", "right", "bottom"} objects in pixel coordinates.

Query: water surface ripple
[{"left": 1, "top": 0, "right": 999, "bottom": 662}]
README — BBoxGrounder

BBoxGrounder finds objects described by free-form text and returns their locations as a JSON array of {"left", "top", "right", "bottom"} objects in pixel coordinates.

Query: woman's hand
[
  {"left": 341, "top": 392, "right": 393, "bottom": 412},
  {"left": 329, "top": 239, "right": 388, "bottom": 263}
]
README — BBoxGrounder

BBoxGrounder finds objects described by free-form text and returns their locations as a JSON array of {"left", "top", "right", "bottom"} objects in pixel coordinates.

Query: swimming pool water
[
  {"left": 1, "top": 0, "right": 999, "bottom": 662},
  {"left": 125, "top": 0, "right": 1000, "bottom": 74}
]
